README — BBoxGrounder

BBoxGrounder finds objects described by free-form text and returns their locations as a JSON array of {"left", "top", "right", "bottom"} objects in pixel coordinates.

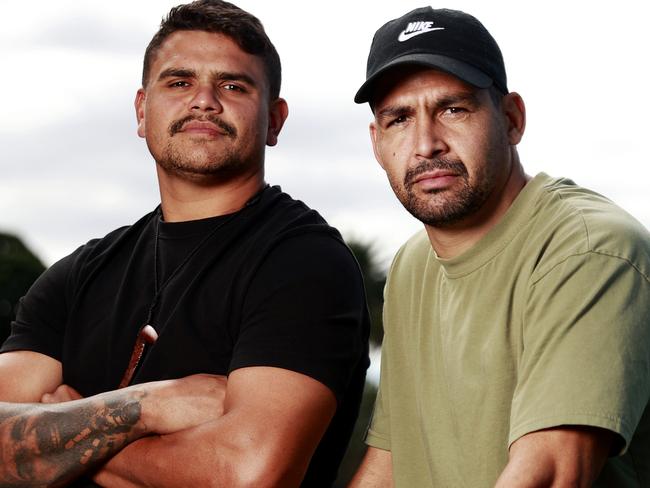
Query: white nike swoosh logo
[{"left": 398, "top": 27, "right": 444, "bottom": 42}]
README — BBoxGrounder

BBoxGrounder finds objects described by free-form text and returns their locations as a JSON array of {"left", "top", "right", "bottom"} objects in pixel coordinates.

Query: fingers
[
  {"left": 139, "top": 374, "right": 229, "bottom": 435},
  {"left": 187, "top": 374, "right": 227, "bottom": 415},
  {"left": 41, "top": 384, "right": 83, "bottom": 403}
]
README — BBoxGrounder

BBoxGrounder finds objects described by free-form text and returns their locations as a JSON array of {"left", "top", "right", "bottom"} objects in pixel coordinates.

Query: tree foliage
[
  {"left": 0, "top": 233, "right": 45, "bottom": 344},
  {"left": 346, "top": 239, "right": 386, "bottom": 347},
  {"left": 333, "top": 239, "right": 387, "bottom": 486}
]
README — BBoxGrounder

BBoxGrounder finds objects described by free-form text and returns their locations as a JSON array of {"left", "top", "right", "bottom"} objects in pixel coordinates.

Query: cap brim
[{"left": 354, "top": 53, "right": 493, "bottom": 104}]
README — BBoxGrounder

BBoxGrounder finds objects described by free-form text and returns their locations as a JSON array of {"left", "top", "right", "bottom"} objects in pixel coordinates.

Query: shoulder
[
  {"left": 386, "top": 230, "right": 431, "bottom": 284},
  {"left": 60, "top": 210, "right": 157, "bottom": 273},
  {"left": 254, "top": 230, "right": 364, "bottom": 294},
  {"left": 248, "top": 186, "right": 357, "bottom": 276},
  {"left": 252, "top": 186, "right": 331, "bottom": 234},
  {"left": 526, "top": 174, "right": 650, "bottom": 281}
]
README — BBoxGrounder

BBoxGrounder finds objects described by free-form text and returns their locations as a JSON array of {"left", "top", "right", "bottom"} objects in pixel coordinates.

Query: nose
[
  {"left": 414, "top": 116, "right": 448, "bottom": 160},
  {"left": 189, "top": 84, "right": 223, "bottom": 113}
]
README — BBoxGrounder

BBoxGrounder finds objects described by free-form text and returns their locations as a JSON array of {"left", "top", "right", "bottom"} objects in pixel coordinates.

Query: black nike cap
[{"left": 354, "top": 7, "right": 508, "bottom": 104}]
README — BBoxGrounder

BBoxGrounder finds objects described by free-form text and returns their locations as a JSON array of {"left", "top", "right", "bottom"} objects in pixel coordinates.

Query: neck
[
  {"left": 156, "top": 165, "right": 266, "bottom": 222},
  {"left": 425, "top": 151, "right": 529, "bottom": 259}
]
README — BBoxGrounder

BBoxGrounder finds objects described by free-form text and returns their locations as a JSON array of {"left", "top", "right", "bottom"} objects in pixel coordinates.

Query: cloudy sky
[{"left": 1, "top": 0, "right": 648, "bottom": 267}]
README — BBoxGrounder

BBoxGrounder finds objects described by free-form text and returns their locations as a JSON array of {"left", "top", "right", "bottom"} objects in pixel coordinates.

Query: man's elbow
[
  {"left": 242, "top": 447, "right": 308, "bottom": 488},
  {"left": 198, "top": 444, "right": 307, "bottom": 488}
]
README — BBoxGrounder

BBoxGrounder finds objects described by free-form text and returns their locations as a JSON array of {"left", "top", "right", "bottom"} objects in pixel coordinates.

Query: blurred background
[
  {"left": 1, "top": 0, "right": 648, "bottom": 484},
  {"left": 1, "top": 0, "right": 649, "bottom": 267}
]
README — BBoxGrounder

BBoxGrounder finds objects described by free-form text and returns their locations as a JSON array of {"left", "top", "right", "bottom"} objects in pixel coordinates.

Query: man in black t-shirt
[{"left": 0, "top": 2, "right": 369, "bottom": 487}]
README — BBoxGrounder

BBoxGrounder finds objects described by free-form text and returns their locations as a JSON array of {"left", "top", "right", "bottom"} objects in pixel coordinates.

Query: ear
[
  {"left": 135, "top": 88, "right": 146, "bottom": 139},
  {"left": 369, "top": 121, "right": 386, "bottom": 170},
  {"left": 266, "top": 98, "right": 289, "bottom": 146},
  {"left": 502, "top": 92, "right": 526, "bottom": 145}
]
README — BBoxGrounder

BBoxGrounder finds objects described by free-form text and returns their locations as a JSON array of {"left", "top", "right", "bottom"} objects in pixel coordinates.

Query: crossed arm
[
  {"left": 349, "top": 427, "right": 613, "bottom": 488},
  {"left": 0, "top": 351, "right": 226, "bottom": 487},
  {"left": 0, "top": 350, "right": 336, "bottom": 488},
  {"left": 93, "top": 366, "right": 336, "bottom": 487}
]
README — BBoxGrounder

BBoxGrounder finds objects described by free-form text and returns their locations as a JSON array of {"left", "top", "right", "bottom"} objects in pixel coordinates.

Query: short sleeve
[
  {"left": 510, "top": 252, "right": 650, "bottom": 452},
  {"left": 365, "top": 341, "right": 391, "bottom": 450},
  {"left": 0, "top": 250, "right": 78, "bottom": 360},
  {"left": 229, "top": 232, "right": 369, "bottom": 403}
]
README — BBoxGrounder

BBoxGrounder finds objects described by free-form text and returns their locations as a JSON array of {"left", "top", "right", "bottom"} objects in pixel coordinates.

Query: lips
[
  {"left": 180, "top": 120, "right": 227, "bottom": 136},
  {"left": 169, "top": 115, "right": 237, "bottom": 138},
  {"left": 404, "top": 159, "right": 468, "bottom": 190},
  {"left": 412, "top": 172, "right": 460, "bottom": 192},
  {"left": 413, "top": 170, "right": 458, "bottom": 184}
]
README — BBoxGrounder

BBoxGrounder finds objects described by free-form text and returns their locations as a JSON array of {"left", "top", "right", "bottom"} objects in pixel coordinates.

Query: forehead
[
  {"left": 148, "top": 30, "right": 267, "bottom": 84},
  {"left": 372, "top": 67, "right": 479, "bottom": 110}
]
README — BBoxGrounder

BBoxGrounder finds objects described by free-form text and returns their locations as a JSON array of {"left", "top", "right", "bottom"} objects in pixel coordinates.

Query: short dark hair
[{"left": 142, "top": 0, "right": 281, "bottom": 100}]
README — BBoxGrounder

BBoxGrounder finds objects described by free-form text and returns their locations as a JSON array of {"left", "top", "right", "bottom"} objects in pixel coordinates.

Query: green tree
[
  {"left": 346, "top": 240, "right": 386, "bottom": 347},
  {"left": 334, "top": 239, "right": 387, "bottom": 487},
  {"left": 0, "top": 233, "right": 46, "bottom": 344}
]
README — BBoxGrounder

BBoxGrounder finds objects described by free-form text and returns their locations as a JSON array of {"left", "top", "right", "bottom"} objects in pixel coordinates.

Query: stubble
[
  {"left": 391, "top": 158, "right": 492, "bottom": 227},
  {"left": 156, "top": 114, "right": 259, "bottom": 180}
]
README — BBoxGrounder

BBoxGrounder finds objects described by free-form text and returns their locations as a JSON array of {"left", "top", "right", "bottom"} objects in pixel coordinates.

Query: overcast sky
[{"left": 1, "top": 0, "right": 648, "bottom": 267}]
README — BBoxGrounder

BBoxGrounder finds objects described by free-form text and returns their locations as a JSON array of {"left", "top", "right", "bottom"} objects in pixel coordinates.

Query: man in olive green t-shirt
[{"left": 349, "top": 6, "right": 650, "bottom": 488}]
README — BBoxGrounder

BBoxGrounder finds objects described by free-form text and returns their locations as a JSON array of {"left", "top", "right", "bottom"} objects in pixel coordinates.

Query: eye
[
  {"left": 439, "top": 106, "right": 471, "bottom": 121},
  {"left": 387, "top": 115, "right": 408, "bottom": 127},
  {"left": 445, "top": 107, "right": 466, "bottom": 114},
  {"left": 223, "top": 83, "right": 245, "bottom": 92},
  {"left": 169, "top": 80, "right": 190, "bottom": 88},
  {"left": 441, "top": 106, "right": 471, "bottom": 118}
]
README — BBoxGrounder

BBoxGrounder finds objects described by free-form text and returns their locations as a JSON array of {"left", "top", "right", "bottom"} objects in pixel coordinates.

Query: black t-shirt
[{"left": 2, "top": 186, "right": 370, "bottom": 487}]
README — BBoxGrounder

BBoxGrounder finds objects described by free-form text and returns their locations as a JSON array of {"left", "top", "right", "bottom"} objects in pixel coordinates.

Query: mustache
[
  {"left": 404, "top": 159, "right": 468, "bottom": 188},
  {"left": 169, "top": 114, "right": 237, "bottom": 138}
]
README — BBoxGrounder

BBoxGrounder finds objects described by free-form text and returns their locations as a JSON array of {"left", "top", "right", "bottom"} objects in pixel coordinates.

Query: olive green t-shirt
[{"left": 367, "top": 173, "right": 650, "bottom": 487}]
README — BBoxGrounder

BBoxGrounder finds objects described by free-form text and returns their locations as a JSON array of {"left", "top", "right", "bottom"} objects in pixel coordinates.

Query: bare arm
[
  {"left": 94, "top": 366, "right": 337, "bottom": 488},
  {"left": 494, "top": 426, "right": 614, "bottom": 488},
  {"left": 0, "top": 351, "right": 63, "bottom": 403},
  {"left": 0, "top": 388, "right": 148, "bottom": 487},
  {"left": 348, "top": 446, "right": 394, "bottom": 488},
  {"left": 0, "top": 351, "right": 225, "bottom": 488}
]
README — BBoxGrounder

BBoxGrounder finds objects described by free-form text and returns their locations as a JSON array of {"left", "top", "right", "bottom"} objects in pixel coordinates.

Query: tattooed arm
[
  {"left": 0, "top": 352, "right": 226, "bottom": 488},
  {"left": 92, "top": 367, "right": 336, "bottom": 488},
  {"left": 0, "top": 390, "right": 146, "bottom": 487}
]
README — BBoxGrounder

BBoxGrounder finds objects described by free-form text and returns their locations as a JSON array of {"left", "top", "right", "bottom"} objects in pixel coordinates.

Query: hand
[
  {"left": 40, "top": 375, "right": 228, "bottom": 436},
  {"left": 41, "top": 384, "right": 83, "bottom": 403},
  {"left": 139, "top": 374, "right": 227, "bottom": 435},
  {"left": 91, "top": 367, "right": 335, "bottom": 488}
]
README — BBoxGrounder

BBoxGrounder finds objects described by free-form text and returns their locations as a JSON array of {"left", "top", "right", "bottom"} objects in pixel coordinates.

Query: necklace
[{"left": 118, "top": 186, "right": 267, "bottom": 387}]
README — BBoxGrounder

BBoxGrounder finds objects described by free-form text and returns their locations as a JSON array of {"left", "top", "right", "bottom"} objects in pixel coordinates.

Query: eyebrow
[
  {"left": 157, "top": 67, "right": 196, "bottom": 81},
  {"left": 214, "top": 71, "right": 257, "bottom": 88},
  {"left": 157, "top": 68, "right": 257, "bottom": 88},
  {"left": 435, "top": 91, "right": 482, "bottom": 108},
  {"left": 376, "top": 105, "right": 413, "bottom": 120},
  {"left": 375, "top": 90, "right": 482, "bottom": 120}
]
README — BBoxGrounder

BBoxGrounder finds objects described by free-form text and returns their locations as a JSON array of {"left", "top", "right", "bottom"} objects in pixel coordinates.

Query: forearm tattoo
[{"left": 0, "top": 393, "right": 144, "bottom": 487}]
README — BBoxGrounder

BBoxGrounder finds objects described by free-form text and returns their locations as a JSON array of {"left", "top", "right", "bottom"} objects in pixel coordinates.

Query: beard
[
  {"left": 155, "top": 114, "right": 261, "bottom": 180},
  {"left": 390, "top": 158, "right": 492, "bottom": 227}
]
